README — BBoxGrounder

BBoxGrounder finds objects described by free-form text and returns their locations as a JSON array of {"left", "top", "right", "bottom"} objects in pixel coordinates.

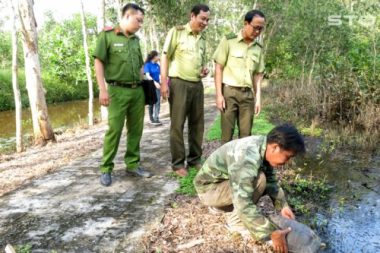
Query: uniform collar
[
  {"left": 237, "top": 31, "right": 244, "bottom": 42},
  {"left": 114, "top": 25, "right": 137, "bottom": 39},
  {"left": 185, "top": 22, "right": 204, "bottom": 39},
  {"left": 260, "top": 136, "right": 267, "bottom": 161},
  {"left": 238, "top": 30, "right": 263, "bottom": 47}
]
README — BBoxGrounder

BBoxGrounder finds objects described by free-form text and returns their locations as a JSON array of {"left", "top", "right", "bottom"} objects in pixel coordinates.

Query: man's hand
[
  {"left": 216, "top": 94, "right": 225, "bottom": 112},
  {"left": 200, "top": 67, "right": 209, "bottom": 77},
  {"left": 161, "top": 82, "right": 169, "bottom": 99},
  {"left": 255, "top": 100, "right": 261, "bottom": 116},
  {"left": 99, "top": 90, "right": 109, "bottom": 106},
  {"left": 154, "top": 81, "right": 160, "bottom": 89},
  {"left": 281, "top": 207, "right": 295, "bottom": 220},
  {"left": 271, "top": 227, "right": 291, "bottom": 253}
]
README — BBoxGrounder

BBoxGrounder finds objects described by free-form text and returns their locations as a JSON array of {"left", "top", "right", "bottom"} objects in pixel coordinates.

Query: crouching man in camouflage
[{"left": 194, "top": 124, "right": 305, "bottom": 253}]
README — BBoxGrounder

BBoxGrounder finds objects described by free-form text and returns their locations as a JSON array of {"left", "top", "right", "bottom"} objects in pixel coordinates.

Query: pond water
[
  {"left": 0, "top": 100, "right": 100, "bottom": 149},
  {"left": 300, "top": 152, "right": 380, "bottom": 253}
]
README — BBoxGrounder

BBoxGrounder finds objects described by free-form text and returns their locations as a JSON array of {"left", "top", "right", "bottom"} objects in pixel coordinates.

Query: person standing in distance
[
  {"left": 213, "top": 10, "right": 266, "bottom": 144},
  {"left": 160, "top": 4, "right": 210, "bottom": 177},
  {"left": 94, "top": 3, "right": 153, "bottom": 187},
  {"left": 144, "top": 50, "right": 162, "bottom": 125}
]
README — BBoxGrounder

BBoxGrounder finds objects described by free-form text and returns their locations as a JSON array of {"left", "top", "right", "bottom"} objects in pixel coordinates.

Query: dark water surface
[
  {"left": 0, "top": 100, "right": 100, "bottom": 148},
  {"left": 300, "top": 153, "right": 380, "bottom": 253}
]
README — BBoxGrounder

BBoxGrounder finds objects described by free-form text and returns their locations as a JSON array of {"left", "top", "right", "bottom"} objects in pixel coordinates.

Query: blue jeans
[{"left": 149, "top": 89, "right": 161, "bottom": 121}]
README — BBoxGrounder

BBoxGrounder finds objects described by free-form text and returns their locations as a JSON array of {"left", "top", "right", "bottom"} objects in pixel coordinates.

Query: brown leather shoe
[{"left": 174, "top": 168, "right": 188, "bottom": 177}]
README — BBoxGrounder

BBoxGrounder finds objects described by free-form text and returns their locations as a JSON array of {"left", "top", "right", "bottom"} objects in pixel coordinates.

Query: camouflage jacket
[{"left": 194, "top": 136, "right": 289, "bottom": 240}]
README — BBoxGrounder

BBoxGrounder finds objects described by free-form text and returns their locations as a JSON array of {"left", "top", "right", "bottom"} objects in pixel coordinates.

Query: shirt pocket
[
  {"left": 109, "top": 45, "right": 129, "bottom": 63},
  {"left": 229, "top": 51, "right": 245, "bottom": 68},
  {"left": 177, "top": 40, "right": 194, "bottom": 53},
  {"left": 247, "top": 53, "right": 260, "bottom": 72}
]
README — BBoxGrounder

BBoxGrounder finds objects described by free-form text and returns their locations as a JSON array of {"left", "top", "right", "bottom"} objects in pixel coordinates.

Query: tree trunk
[
  {"left": 116, "top": 0, "right": 122, "bottom": 22},
  {"left": 80, "top": 0, "right": 94, "bottom": 126},
  {"left": 97, "top": 0, "right": 105, "bottom": 34},
  {"left": 152, "top": 21, "right": 160, "bottom": 51},
  {"left": 17, "top": 0, "right": 55, "bottom": 145},
  {"left": 96, "top": 0, "right": 108, "bottom": 121},
  {"left": 10, "top": 0, "right": 23, "bottom": 152}
]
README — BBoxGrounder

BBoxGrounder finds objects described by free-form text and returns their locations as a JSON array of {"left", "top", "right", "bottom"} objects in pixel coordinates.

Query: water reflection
[
  {"left": 0, "top": 100, "right": 100, "bottom": 140},
  {"left": 299, "top": 154, "right": 380, "bottom": 253}
]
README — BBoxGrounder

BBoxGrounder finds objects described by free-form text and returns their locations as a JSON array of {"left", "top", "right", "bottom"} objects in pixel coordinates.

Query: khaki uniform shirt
[
  {"left": 162, "top": 23, "right": 206, "bottom": 82},
  {"left": 194, "top": 136, "right": 289, "bottom": 240},
  {"left": 213, "top": 32, "right": 265, "bottom": 88},
  {"left": 93, "top": 26, "right": 143, "bottom": 83}
]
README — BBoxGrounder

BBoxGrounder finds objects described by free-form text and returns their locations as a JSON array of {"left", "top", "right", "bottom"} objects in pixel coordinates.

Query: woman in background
[{"left": 144, "top": 50, "right": 162, "bottom": 125}]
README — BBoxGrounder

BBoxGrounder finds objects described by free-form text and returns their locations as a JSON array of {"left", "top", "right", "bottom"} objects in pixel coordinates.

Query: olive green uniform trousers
[
  {"left": 169, "top": 78, "right": 204, "bottom": 170},
  {"left": 100, "top": 85, "right": 145, "bottom": 173},
  {"left": 221, "top": 85, "right": 255, "bottom": 143}
]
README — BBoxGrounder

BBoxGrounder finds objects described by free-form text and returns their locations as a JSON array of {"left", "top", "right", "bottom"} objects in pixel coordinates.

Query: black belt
[
  {"left": 108, "top": 81, "right": 141, "bottom": 88},
  {"left": 223, "top": 84, "right": 252, "bottom": 92}
]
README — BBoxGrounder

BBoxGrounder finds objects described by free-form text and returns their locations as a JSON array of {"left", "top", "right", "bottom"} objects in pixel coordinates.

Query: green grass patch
[
  {"left": 206, "top": 109, "right": 275, "bottom": 141},
  {"left": 171, "top": 168, "right": 198, "bottom": 196},
  {"left": 15, "top": 244, "right": 32, "bottom": 253},
  {"left": 301, "top": 127, "right": 323, "bottom": 137},
  {"left": 282, "top": 173, "right": 331, "bottom": 216}
]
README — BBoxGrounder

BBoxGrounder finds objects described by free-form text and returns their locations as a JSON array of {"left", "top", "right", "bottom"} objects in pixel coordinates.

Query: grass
[
  {"left": 167, "top": 168, "right": 198, "bottom": 196},
  {"left": 206, "top": 109, "right": 275, "bottom": 141},
  {"left": 15, "top": 244, "right": 32, "bottom": 253},
  {"left": 281, "top": 171, "right": 332, "bottom": 218}
]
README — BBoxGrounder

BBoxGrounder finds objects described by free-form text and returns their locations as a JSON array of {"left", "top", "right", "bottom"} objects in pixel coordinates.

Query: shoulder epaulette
[
  {"left": 225, "top": 33, "right": 237, "bottom": 40},
  {"left": 175, "top": 25, "right": 185, "bottom": 30},
  {"left": 103, "top": 26, "right": 114, "bottom": 31}
]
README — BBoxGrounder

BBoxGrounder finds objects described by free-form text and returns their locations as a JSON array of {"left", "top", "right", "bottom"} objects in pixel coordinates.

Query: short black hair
[
  {"left": 191, "top": 4, "right": 210, "bottom": 16},
  {"left": 122, "top": 3, "right": 145, "bottom": 16},
  {"left": 244, "top": 10, "right": 265, "bottom": 23},
  {"left": 267, "top": 124, "right": 305, "bottom": 155}
]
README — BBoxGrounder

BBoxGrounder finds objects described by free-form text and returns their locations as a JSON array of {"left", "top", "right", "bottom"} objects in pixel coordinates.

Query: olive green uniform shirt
[
  {"left": 213, "top": 32, "right": 265, "bottom": 88},
  {"left": 194, "top": 136, "right": 289, "bottom": 240},
  {"left": 93, "top": 26, "right": 143, "bottom": 83},
  {"left": 162, "top": 23, "right": 206, "bottom": 82}
]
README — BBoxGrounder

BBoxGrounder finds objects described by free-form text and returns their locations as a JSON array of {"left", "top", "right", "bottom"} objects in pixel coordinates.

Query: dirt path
[{"left": 0, "top": 93, "right": 218, "bottom": 252}]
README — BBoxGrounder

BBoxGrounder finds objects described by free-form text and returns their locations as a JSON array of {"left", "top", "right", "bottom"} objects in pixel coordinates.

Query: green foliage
[
  {"left": 175, "top": 168, "right": 198, "bottom": 196},
  {"left": 0, "top": 12, "right": 98, "bottom": 111},
  {"left": 0, "top": 69, "right": 92, "bottom": 111},
  {"left": 260, "top": 0, "right": 379, "bottom": 148},
  {"left": 15, "top": 244, "right": 32, "bottom": 253},
  {"left": 300, "top": 127, "right": 323, "bottom": 137},
  {"left": 39, "top": 13, "right": 97, "bottom": 84},
  {"left": 282, "top": 173, "right": 331, "bottom": 216}
]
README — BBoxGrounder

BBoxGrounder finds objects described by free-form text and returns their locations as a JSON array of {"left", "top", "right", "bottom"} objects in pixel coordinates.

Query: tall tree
[
  {"left": 16, "top": 0, "right": 55, "bottom": 145},
  {"left": 97, "top": 0, "right": 108, "bottom": 121},
  {"left": 10, "top": 0, "right": 23, "bottom": 152},
  {"left": 80, "top": 0, "right": 94, "bottom": 126}
]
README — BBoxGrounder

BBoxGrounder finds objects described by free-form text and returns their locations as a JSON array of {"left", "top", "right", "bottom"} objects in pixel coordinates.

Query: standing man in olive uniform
[
  {"left": 161, "top": 4, "right": 210, "bottom": 177},
  {"left": 94, "top": 3, "right": 152, "bottom": 187},
  {"left": 213, "top": 10, "right": 266, "bottom": 144}
]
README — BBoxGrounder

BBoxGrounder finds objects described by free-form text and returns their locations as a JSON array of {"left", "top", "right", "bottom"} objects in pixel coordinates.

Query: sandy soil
[{"left": 0, "top": 123, "right": 107, "bottom": 197}]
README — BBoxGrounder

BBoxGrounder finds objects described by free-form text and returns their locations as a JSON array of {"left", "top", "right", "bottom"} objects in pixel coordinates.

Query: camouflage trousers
[{"left": 198, "top": 171, "right": 266, "bottom": 209}]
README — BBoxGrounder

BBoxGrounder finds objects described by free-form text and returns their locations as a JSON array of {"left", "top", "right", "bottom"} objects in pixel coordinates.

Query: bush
[{"left": 0, "top": 69, "right": 96, "bottom": 111}]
